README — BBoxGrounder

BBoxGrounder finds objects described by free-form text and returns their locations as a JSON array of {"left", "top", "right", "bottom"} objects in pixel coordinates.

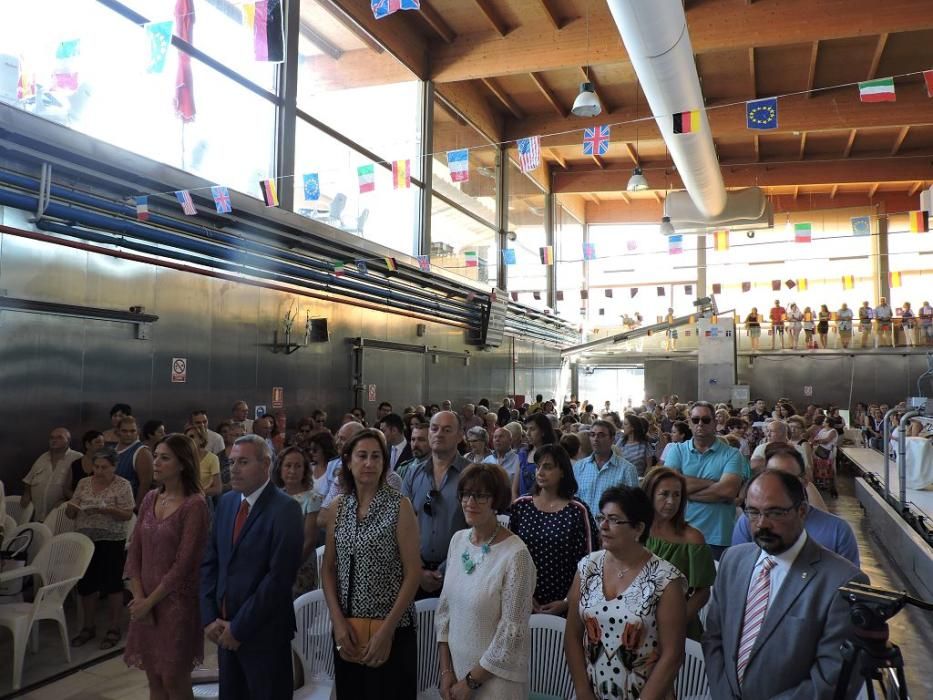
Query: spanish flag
[
  {"left": 392, "top": 159, "right": 411, "bottom": 190},
  {"left": 713, "top": 230, "right": 729, "bottom": 251},
  {"left": 539, "top": 246, "right": 554, "bottom": 265},
  {"left": 259, "top": 179, "right": 278, "bottom": 207},
  {"left": 672, "top": 110, "right": 701, "bottom": 134},
  {"left": 909, "top": 210, "right": 929, "bottom": 233},
  {"left": 890, "top": 271, "right": 902, "bottom": 288},
  {"left": 797, "top": 279, "right": 808, "bottom": 291},
  {"left": 842, "top": 275, "right": 855, "bottom": 290}
]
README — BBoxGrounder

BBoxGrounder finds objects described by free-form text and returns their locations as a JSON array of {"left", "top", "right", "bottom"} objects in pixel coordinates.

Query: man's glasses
[
  {"left": 690, "top": 416, "right": 713, "bottom": 425},
  {"left": 743, "top": 505, "right": 799, "bottom": 522},
  {"left": 423, "top": 489, "right": 441, "bottom": 517}
]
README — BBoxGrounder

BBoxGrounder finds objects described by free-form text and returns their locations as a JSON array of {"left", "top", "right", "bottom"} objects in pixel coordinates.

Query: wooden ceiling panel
[
  {"left": 805, "top": 130, "right": 854, "bottom": 156},
  {"left": 758, "top": 134, "right": 803, "bottom": 160},
  {"left": 697, "top": 49, "right": 753, "bottom": 101},
  {"left": 850, "top": 127, "right": 908, "bottom": 155},
  {"left": 714, "top": 140, "right": 751, "bottom": 162},
  {"left": 425, "top": 0, "right": 514, "bottom": 35},
  {"left": 899, "top": 124, "right": 933, "bottom": 154},
  {"left": 875, "top": 29, "right": 933, "bottom": 76},
  {"left": 754, "top": 44, "right": 813, "bottom": 98},
  {"left": 813, "top": 36, "right": 877, "bottom": 90}
]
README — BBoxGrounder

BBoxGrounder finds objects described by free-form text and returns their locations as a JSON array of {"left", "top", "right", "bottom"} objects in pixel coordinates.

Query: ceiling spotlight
[
  {"left": 571, "top": 82, "right": 602, "bottom": 118},
  {"left": 659, "top": 216, "right": 675, "bottom": 236},
  {"left": 627, "top": 166, "right": 649, "bottom": 192}
]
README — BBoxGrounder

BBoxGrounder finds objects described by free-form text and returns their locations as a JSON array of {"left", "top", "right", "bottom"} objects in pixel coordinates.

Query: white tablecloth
[{"left": 903, "top": 437, "right": 933, "bottom": 490}]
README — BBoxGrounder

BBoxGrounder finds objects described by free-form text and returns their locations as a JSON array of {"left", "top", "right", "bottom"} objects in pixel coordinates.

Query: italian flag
[
  {"left": 358, "top": 164, "right": 375, "bottom": 193},
  {"left": 464, "top": 251, "right": 478, "bottom": 268},
  {"left": 858, "top": 77, "right": 896, "bottom": 103}
]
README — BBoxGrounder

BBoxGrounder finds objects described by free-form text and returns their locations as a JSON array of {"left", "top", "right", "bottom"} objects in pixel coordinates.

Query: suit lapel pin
[{"left": 801, "top": 572, "right": 808, "bottom": 579}]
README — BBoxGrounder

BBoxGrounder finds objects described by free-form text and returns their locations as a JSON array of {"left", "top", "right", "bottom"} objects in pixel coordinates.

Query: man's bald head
[{"left": 335, "top": 421, "right": 365, "bottom": 452}]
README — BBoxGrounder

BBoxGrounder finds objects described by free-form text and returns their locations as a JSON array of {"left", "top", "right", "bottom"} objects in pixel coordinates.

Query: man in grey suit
[{"left": 703, "top": 469, "right": 868, "bottom": 699}]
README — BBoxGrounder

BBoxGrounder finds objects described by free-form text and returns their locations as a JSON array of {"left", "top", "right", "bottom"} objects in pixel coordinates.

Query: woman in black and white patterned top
[{"left": 321, "top": 429, "right": 421, "bottom": 699}]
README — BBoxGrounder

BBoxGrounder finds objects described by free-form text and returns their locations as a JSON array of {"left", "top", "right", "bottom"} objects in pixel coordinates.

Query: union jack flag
[
  {"left": 175, "top": 190, "right": 197, "bottom": 216},
  {"left": 211, "top": 186, "right": 232, "bottom": 214},
  {"left": 371, "top": 0, "right": 420, "bottom": 19},
  {"left": 517, "top": 136, "right": 540, "bottom": 173},
  {"left": 582, "top": 125, "right": 610, "bottom": 156}
]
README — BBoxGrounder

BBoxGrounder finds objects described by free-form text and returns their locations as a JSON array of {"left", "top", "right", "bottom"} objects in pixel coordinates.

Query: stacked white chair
[
  {"left": 315, "top": 544, "right": 325, "bottom": 589},
  {"left": 0, "top": 532, "right": 94, "bottom": 690},
  {"left": 4, "top": 495, "right": 34, "bottom": 527},
  {"left": 528, "top": 614, "right": 575, "bottom": 700},
  {"left": 674, "top": 638, "right": 711, "bottom": 700},
  {"left": 43, "top": 502, "right": 75, "bottom": 536},
  {"left": 292, "top": 589, "right": 336, "bottom": 699},
  {"left": 415, "top": 598, "right": 441, "bottom": 700}
]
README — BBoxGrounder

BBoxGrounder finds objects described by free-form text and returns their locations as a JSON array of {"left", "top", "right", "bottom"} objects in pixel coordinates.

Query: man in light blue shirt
[
  {"left": 573, "top": 419, "right": 638, "bottom": 516},
  {"left": 663, "top": 401, "right": 744, "bottom": 559},
  {"left": 732, "top": 448, "right": 860, "bottom": 566},
  {"left": 483, "top": 427, "right": 520, "bottom": 482}
]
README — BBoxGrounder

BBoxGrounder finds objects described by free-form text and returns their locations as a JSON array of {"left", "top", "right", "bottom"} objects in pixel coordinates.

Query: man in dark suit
[
  {"left": 379, "top": 412, "right": 412, "bottom": 471},
  {"left": 703, "top": 468, "right": 868, "bottom": 700},
  {"left": 201, "top": 434, "right": 303, "bottom": 699}
]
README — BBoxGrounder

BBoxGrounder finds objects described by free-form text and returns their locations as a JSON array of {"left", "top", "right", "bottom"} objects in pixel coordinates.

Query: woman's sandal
[
  {"left": 99, "top": 628, "right": 121, "bottom": 650},
  {"left": 71, "top": 627, "right": 96, "bottom": 647}
]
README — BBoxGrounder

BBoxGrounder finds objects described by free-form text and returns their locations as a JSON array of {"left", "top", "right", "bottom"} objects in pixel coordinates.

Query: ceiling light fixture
[
  {"left": 659, "top": 216, "right": 675, "bottom": 236},
  {"left": 572, "top": 1, "right": 602, "bottom": 118},
  {"left": 627, "top": 166, "right": 649, "bottom": 191}
]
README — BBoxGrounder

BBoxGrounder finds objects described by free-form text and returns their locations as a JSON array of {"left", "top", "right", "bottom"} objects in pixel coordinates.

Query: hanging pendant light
[
  {"left": 572, "top": 82, "right": 602, "bottom": 117},
  {"left": 627, "top": 166, "right": 649, "bottom": 191},
  {"left": 659, "top": 216, "right": 675, "bottom": 236}
]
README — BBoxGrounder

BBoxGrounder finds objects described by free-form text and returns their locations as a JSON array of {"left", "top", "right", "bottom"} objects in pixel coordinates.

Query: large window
[
  {"left": 887, "top": 211, "right": 933, "bottom": 311},
  {"left": 431, "top": 199, "right": 498, "bottom": 284},
  {"left": 507, "top": 159, "right": 547, "bottom": 307},
  {"left": 293, "top": 121, "right": 419, "bottom": 255},
  {"left": 1, "top": 0, "right": 275, "bottom": 198},
  {"left": 587, "top": 224, "right": 699, "bottom": 327},
  {"left": 555, "top": 199, "right": 584, "bottom": 319}
]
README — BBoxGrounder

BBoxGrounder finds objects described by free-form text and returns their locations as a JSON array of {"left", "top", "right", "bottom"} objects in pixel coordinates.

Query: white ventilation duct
[
  {"left": 664, "top": 187, "right": 774, "bottom": 232},
  {"left": 606, "top": 0, "right": 727, "bottom": 219}
]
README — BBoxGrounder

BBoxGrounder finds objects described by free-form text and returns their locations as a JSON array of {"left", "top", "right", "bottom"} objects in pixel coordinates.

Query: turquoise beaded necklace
[{"left": 461, "top": 523, "right": 500, "bottom": 574}]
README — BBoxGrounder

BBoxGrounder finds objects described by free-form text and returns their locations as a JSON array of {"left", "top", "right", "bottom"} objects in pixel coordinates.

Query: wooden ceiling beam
[
  {"left": 481, "top": 78, "right": 525, "bottom": 119},
  {"left": 798, "top": 132, "right": 808, "bottom": 160},
  {"left": 793, "top": 185, "right": 800, "bottom": 200},
  {"left": 506, "top": 90, "right": 933, "bottom": 146},
  {"left": 753, "top": 134, "right": 760, "bottom": 162},
  {"left": 842, "top": 129, "right": 858, "bottom": 158},
  {"left": 317, "top": 0, "right": 428, "bottom": 79},
  {"left": 830, "top": 184, "right": 839, "bottom": 199},
  {"left": 434, "top": 81, "right": 505, "bottom": 142},
  {"left": 907, "top": 181, "right": 924, "bottom": 196},
  {"left": 623, "top": 142, "right": 640, "bottom": 166},
  {"left": 545, "top": 148, "right": 568, "bottom": 169},
  {"left": 578, "top": 67, "right": 615, "bottom": 114},
  {"left": 472, "top": 0, "right": 510, "bottom": 37},
  {"left": 551, "top": 156, "right": 933, "bottom": 193},
  {"left": 869, "top": 183, "right": 880, "bottom": 198},
  {"left": 653, "top": 191, "right": 663, "bottom": 204},
  {"left": 619, "top": 192, "right": 631, "bottom": 204},
  {"left": 890, "top": 126, "right": 910, "bottom": 155},
  {"left": 806, "top": 41, "right": 820, "bottom": 97},
  {"left": 529, "top": 72, "right": 567, "bottom": 118},
  {"left": 419, "top": 1, "right": 457, "bottom": 44},
  {"left": 748, "top": 47, "right": 757, "bottom": 99},
  {"left": 592, "top": 155, "right": 605, "bottom": 169},
  {"left": 536, "top": 0, "right": 564, "bottom": 31},
  {"left": 430, "top": 0, "right": 933, "bottom": 82},
  {"left": 867, "top": 33, "right": 890, "bottom": 80},
  {"left": 314, "top": 0, "right": 384, "bottom": 54}
]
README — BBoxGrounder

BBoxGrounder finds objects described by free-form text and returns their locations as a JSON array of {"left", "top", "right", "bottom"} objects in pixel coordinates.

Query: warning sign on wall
[
  {"left": 272, "top": 387, "right": 284, "bottom": 409},
  {"left": 368, "top": 384, "right": 377, "bottom": 402},
  {"left": 171, "top": 358, "right": 187, "bottom": 383}
]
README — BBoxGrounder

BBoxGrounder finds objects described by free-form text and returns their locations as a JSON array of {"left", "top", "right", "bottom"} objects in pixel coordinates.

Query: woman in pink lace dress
[{"left": 124, "top": 433, "right": 209, "bottom": 698}]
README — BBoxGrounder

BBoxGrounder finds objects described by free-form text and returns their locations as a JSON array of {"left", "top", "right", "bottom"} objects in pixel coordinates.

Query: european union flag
[
  {"left": 502, "top": 249, "right": 516, "bottom": 265},
  {"left": 302, "top": 173, "right": 320, "bottom": 201},
  {"left": 746, "top": 97, "right": 778, "bottom": 131}
]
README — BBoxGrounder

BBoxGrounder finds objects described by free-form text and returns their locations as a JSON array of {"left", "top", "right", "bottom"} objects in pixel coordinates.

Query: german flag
[
  {"left": 842, "top": 275, "right": 854, "bottom": 290},
  {"left": 672, "top": 110, "right": 701, "bottom": 134},
  {"left": 909, "top": 210, "right": 929, "bottom": 233},
  {"left": 260, "top": 179, "right": 278, "bottom": 207},
  {"left": 890, "top": 271, "right": 902, "bottom": 288},
  {"left": 797, "top": 279, "right": 808, "bottom": 291},
  {"left": 713, "top": 230, "right": 729, "bottom": 251},
  {"left": 539, "top": 246, "right": 554, "bottom": 265}
]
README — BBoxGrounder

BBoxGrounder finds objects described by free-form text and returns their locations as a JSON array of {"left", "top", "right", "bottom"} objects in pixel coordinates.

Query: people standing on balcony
[
  {"left": 745, "top": 307, "right": 761, "bottom": 351},
  {"left": 665, "top": 308, "right": 678, "bottom": 351},
  {"left": 786, "top": 302, "right": 803, "bottom": 349},
  {"left": 874, "top": 297, "right": 894, "bottom": 348},
  {"left": 837, "top": 303, "right": 854, "bottom": 349},
  {"left": 920, "top": 300, "right": 933, "bottom": 346},
  {"left": 817, "top": 305, "right": 831, "bottom": 349},
  {"left": 901, "top": 301, "right": 916, "bottom": 347},
  {"left": 857, "top": 301, "right": 873, "bottom": 348},
  {"left": 802, "top": 306, "right": 816, "bottom": 348},
  {"left": 769, "top": 300, "right": 786, "bottom": 350}
]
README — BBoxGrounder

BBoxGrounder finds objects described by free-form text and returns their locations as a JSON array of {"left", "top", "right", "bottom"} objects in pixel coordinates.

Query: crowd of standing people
[{"left": 9, "top": 390, "right": 883, "bottom": 699}]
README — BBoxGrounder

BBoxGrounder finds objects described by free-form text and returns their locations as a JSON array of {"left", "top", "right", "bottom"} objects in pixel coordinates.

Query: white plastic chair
[
  {"left": 2, "top": 522, "right": 52, "bottom": 566},
  {"left": 0, "top": 532, "right": 94, "bottom": 690},
  {"left": 1, "top": 522, "right": 52, "bottom": 600},
  {"left": 292, "top": 589, "right": 336, "bottom": 699},
  {"left": 1, "top": 514, "right": 16, "bottom": 538},
  {"left": 4, "top": 495, "right": 34, "bottom": 526},
  {"left": 43, "top": 502, "right": 75, "bottom": 535},
  {"left": 529, "top": 614, "right": 575, "bottom": 699},
  {"left": 0, "top": 480, "right": 6, "bottom": 520},
  {"left": 674, "top": 638, "right": 711, "bottom": 700},
  {"left": 415, "top": 597, "right": 441, "bottom": 699},
  {"left": 315, "top": 544, "right": 325, "bottom": 589}
]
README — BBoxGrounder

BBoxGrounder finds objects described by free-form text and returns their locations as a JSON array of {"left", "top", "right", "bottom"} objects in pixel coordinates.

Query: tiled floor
[{"left": 5, "top": 474, "right": 933, "bottom": 699}]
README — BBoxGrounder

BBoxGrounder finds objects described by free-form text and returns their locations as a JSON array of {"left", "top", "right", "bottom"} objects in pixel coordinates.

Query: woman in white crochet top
[{"left": 436, "top": 462, "right": 537, "bottom": 700}]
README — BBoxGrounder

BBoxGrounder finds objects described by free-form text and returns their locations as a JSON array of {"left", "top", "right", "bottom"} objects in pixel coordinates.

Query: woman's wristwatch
[{"left": 465, "top": 672, "right": 483, "bottom": 690}]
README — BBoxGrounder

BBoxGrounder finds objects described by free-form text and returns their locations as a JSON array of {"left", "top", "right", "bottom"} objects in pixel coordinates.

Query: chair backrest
[
  {"left": 30, "top": 576, "right": 83, "bottom": 623},
  {"left": 31, "top": 532, "right": 95, "bottom": 585},
  {"left": 3, "top": 522, "right": 52, "bottom": 566},
  {"left": 126, "top": 513, "right": 138, "bottom": 551},
  {"left": 1, "top": 514, "right": 16, "bottom": 539},
  {"left": 43, "top": 502, "right": 75, "bottom": 535},
  {"left": 415, "top": 597, "right": 440, "bottom": 693},
  {"left": 529, "top": 614, "right": 575, "bottom": 699},
  {"left": 0, "top": 479, "right": 6, "bottom": 519},
  {"left": 675, "top": 638, "right": 711, "bottom": 700},
  {"left": 293, "top": 589, "right": 335, "bottom": 683},
  {"left": 315, "top": 544, "right": 325, "bottom": 586},
  {"left": 5, "top": 495, "right": 33, "bottom": 526}
]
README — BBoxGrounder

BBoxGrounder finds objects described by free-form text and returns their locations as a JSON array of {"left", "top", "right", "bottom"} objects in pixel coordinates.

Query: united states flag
[
  {"left": 175, "top": 190, "right": 197, "bottom": 216},
  {"left": 517, "top": 136, "right": 540, "bottom": 173}
]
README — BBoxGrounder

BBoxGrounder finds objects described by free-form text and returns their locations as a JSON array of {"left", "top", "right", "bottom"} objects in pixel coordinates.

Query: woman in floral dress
[{"left": 565, "top": 486, "right": 685, "bottom": 700}]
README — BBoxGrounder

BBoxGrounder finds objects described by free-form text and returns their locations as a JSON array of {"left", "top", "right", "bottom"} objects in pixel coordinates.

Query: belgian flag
[{"left": 672, "top": 110, "right": 701, "bottom": 134}]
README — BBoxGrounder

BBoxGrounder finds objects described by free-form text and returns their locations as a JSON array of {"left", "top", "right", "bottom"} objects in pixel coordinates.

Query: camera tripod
[{"left": 834, "top": 583, "right": 933, "bottom": 700}]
